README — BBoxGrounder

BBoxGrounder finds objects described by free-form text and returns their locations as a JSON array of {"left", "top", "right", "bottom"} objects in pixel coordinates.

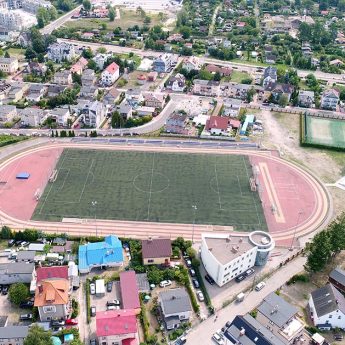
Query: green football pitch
[{"left": 32, "top": 149, "right": 267, "bottom": 231}]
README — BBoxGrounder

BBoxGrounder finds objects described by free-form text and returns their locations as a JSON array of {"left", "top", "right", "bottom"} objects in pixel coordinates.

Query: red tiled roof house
[
  {"left": 120, "top": 271, "right": 140, "bottom": 314},
  {"left": 101, "top": 62, "right": 120, "bottom": 86},
  {"left": 141, "top": 238, "right": 172, "bottom": 266},
  {"left": 205, "top": 116, "right": 230, "bottom": 136},
  {"left": 96, "top": 309, "right": 139, "bottom": 345}
]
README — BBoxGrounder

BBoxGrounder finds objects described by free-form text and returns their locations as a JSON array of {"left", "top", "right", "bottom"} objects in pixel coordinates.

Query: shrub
[
  {"left": 287, "top": 273, "right": 310, "bottom": 285},
  {"left": 192, "top": 263, "right": 212, "bottom": 309},
  {"left": 9, "top": 283, "right": 29, "bottom": 305},
  {"left": 85, "top": 279, "right": 91, "bottom": 324},
  {"left": 71, "top": 299, "right": 79, "bottom": 318}
]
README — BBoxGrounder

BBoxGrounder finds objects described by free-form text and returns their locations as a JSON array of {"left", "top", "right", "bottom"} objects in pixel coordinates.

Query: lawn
[
  {"left": 0, "top": 135, "right": 28, "bottom": 147},
  {"left": 6, "top": 48, "right": 25, "bottom": 60},
  {"left": 229, "top": 70, "right": 252, "bottom": 83},
  {"left": 64, "top": 9, "right": 160, "bottom": 31},
  {"left": 32, "top": 149, "right": 267, "bottom": 231}
]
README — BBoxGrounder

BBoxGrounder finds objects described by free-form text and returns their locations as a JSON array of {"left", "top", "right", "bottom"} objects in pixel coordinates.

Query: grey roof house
[
  {"left": 158, "top": 288, "right": 192, "bottom": 330},
  {"left": 16, "top": 251, "right": 36, "bottom": 262},
  {"left": 257, "top": 292, "right": 305, "bottom": 344},
  {"left": 0, "top": 325, "right": 29, "bottom": 345},
  {"left": 298, "top": 90, "right": 315, "bottom": 108},
  {"left": 0, "top": 262, "right": 35, "bottom": 284},
  {"left": 329, "top": 267, "right": 345, "bottom": 293}
]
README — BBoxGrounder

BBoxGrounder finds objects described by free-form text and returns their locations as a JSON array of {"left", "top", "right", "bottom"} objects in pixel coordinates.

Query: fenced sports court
[{"left": 302, "top": 113, "right": 345, "bottom": 149}]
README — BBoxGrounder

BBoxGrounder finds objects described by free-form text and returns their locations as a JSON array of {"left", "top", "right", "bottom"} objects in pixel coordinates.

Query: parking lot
[{"left": 0, "top": 291, "right": 31, "bottom": 325}]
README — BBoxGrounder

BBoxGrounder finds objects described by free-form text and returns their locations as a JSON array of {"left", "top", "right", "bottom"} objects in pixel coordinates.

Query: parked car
[
  {"left": 91, "top": 306, "right": 96, "bottom": 317},
  {"left": 235, "top": 274, "right": 246, "bottom": 283},
  {"left": 65, "top": 318, "right": 78, "bottom": 325},
  {"left": 212, "top": 332, "right": 224, "bottom": 345},
  {"left": 20, "top": 300, "right": 34, "bottom": 308},
  {"left": 106, "top": 300, "right": 120, "bottom": 306},
  {"left": 106, "top": 281, "right": 113, "bottom": 292},
  {"left": 107, "top": 305, "right": 120, "bottom": 311},
  {"left": 51, "top": 320, "right": 65, "bottom": 327},
  {"left": 197, "top": 290, "right": 204, "bottom": 302},
  {"left": 175, "top": 336, "right": 187, "bottom": 345},
  {"left": 245, "top": 268, "right": 255, "bottom": 277},
  {"left": 90, "top": 283, "right": 96, "bottom": 295},
  {"left": 20, "top": 313, "right": 33, "bottom": 321},
  {"left": 90, "top": 339, "right": 97, "bottom": 345},
  {"left": 334, "top": 333, "right": 343, "bottom": 341},
  {"left": 186, "top": 259, "right": 192, "bottom": 267},
  {"left": 2, "top": 286, "right": 8, "bottom": 295},
  {"left": 205, "top": 274, "right": 215, "bottom": 285},
  {"left": 159, "top": 280, "right": 172, "bottom": 288},
  {"left": 8, "top": 240, "right": 15, "bottom": 247},
  {"left": 255, "top": 281, "right": 266, "bottom": 291},
  {"left": 189, "top": 269, "right": 196, "bottom": 277},
  {"left": 192, "top": 279, "right": 200, "bottom": 288}
]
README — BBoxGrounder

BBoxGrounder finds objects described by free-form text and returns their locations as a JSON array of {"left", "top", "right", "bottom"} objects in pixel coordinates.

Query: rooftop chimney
[
  {"left": 38, "top": 284, "right": 43, "bottom": 294},
  {"left": 239, "top": 327, "right": 245, "bottom": 336}
]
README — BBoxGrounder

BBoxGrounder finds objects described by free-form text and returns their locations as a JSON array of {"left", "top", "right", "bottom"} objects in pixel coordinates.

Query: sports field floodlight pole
[
  {"left": 192, "top": 205, "right": 197, "bottom": 244},
  {"left": 289, "top": 210, "right": 303, "bottom": 251},
  {"left": 91, "top": 200, "right": 98, "bottom": 237}
]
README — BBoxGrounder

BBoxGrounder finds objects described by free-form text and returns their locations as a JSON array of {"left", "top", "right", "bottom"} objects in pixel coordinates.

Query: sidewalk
[{"left": 186, "top": 256, "right": 306, "bottom": 343}]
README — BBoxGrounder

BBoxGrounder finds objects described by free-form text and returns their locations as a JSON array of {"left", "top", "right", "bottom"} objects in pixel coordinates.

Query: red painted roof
[
  {"left": 206, "top": 116, "right": 229, "bottom": 130},
  {"left": 123, "top": 338, "right": 138, "bottom": 345},
  {"left": 96, "top": 309, "right": 137, "bottom": 337},
  {"left": 36, "top": 266, "right": 68, "bottom": 283},
  {"left": 120, "top": 271, "right": 140, "bottom": 310},
  {"left": 229, "top": 119, "right": 241, "bottom": 129},
  {"left": 105, "top": 62, "right": 119, "bottom": 74}
]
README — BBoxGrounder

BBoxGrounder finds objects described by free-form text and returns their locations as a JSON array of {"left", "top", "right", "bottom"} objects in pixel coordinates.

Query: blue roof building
[
  {"left": 78, "top": 235, "right": 123, "bottom": 273},
  {"left": 240, "top": 114, "right": 255, "bottom": 135}
]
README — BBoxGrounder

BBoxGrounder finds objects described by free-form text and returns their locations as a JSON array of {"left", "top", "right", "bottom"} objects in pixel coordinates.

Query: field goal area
[
  {"left": 32, "top": 149, "right": 267, "bottom": 231},
  {"left": 302, "top": 113, "right": 345, "bottom": 149}
]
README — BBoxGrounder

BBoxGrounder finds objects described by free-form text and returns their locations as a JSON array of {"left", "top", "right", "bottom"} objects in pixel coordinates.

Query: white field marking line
[
  {"left": 237, "top": 175, "right": 244, "bottom": 197},
  {"left": 242, "top": 156, "right": 262, "bottom": 228},
  {"left": 38, "top": 176, "right": 56, "bottom": 215},
  {"left": 214, "top": 161, "right": 223, "bottom": 211},
  {"left": 78, "top": 159, "right": 95, "bottom": 203},
  {"left": 58, "top": 169, "right": 70, "bottom": 192},
  {"left": 146, "top": 152, "right": 156, "bottom": 221}
]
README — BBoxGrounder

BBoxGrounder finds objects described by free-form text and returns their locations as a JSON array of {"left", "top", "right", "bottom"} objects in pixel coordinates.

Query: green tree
[
  {"left": 25, "top": 47, "right": 37, "bottom": 60},
  {"left": 305, "top": 230, "right": 332, "bottom": 272},
  {"left": 213, "top": 71, "right": 221, "bottom": 81},
  {"left": 329, "top": 214, "right": 345, "bottom": 253},
  {"left": 186, "top": 247, "right": 197, "bottom": 259},
  {"left": 179, "top": 26, "right": 191, "bottom": 39},
  {"left": 0, "top": 226, "right": 12, "bottom": 239},
  {"left": 4, "top": 51, "right": 10, "bottom": 58},
  {"left": 246, "top": 87, "right": 256, "bottom": 103},
  {"left": 109, "top": 7, "right": 115, "bottom": 21},
  {"left": 72, "top": 72, "right": 82, "bottom": 85},
  {"left": 111, "top": 111, "right": 124, "bottom": 128},
  {"left": 9, "top": 283, "right": 29, "bottom": 305},
  {"left": 278, "top": 94, "right": 289, "bottom": 107},
  {"left": 24, "top": 325, "right": 53, "bottom": 345},
  {"left": 82, "top": 0, "right": 91, "bottom": 10}
]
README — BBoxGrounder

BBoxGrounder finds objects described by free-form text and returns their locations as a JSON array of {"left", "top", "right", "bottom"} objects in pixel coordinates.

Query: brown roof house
[
  {"left": 34, "top": 278, "right": 70, "bottom": 322},
  {"left": 142, "top": 238, "right": 172, "bottom": 266}
]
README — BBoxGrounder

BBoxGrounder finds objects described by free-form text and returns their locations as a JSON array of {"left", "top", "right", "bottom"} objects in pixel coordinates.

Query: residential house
[
  {"left": 147, "top": 71, "right": 158, "bottom": 82},
  {"left": 262, "top": 66, "right": 277, "bottom": 87},
  {"left": 166, "top": 73, "right": 186, "bottom": 92},
  {"left": 330, "top": 59, "right": 343, "bottom": 67},
  {"left": 23, "top": 61, "right": 47, "bottom": 76},
  {"left": 47, "top": 42, "right": 76, "bottom": 63},
  {"left": 136, "top": 106, "right": 155, "bottom": 117},
  {"left": 8, "top": 85, "right": 25, "bottom": 102},
  {"left": 257, "top": 292, "right": 305, "bottom": 344},
  {"left": 201, "top": 232, "right": 274, "bottom": 287},
  {"left": 159, "top": 288, "right": 192, "bottom": 330},
  {"left": 103, "top": 87, "right": 121, "bottom": 106},
  {"left": 153, "top": 53, "right": 173, "bottom": 73},
  {"left": 0, "top": 82, "right": 11, "bottom": 101},
  {"left": 309, "top": 284, "right": 345, "bottom": 330},
  {"left": 267, "top": 83, "right": 294, "bottom": 102},
  {"left": 143, "top": 92, "right": 166, "bottom": 109},
  {"left": 26, "top": 84, "right": 47, "bottom": 102},
  {"left": 321, "top": 89, "right": 339, "bottom": 111},
  {"left": 223, "top": 98, "right": 242, "bottom": 117},
  {"left": 0, "top": 262, "right": 35, "bottom": 284},
  {"left": 0, "top": 105, "right": 16, "bottom": 123},
  {"left": 301, "top": 42, "right": 312, "bottom": 57},
  {"left": 17, "top": 31, "right": 31, "bottom": 47},
  {"left": 141, "top": 238, "right": 172, "bottom": 266},
  {"left": 78, "top": 235, "right": 123, "bottom": 274},
  {"left": 193, "top": 79, "right": 220, "bottom": 97},
  {"left": 18, "top": 107, "right": 45, "bottom": 127},
  {"left": 125, "top": 89, "right": 143, "bottom": 108},
  {"left": 120, "top": 271, "right": 140, "bottom": 313},
  {"left": 28, "top": 243, "right": 45, "bottom": 251},
  {"left": 224, "top": 314, "right": 285, "bottom": 345},
  {"left": 265, "top": 53, "right": 277, "bottom": 64},
  {"left": 46, "top": 108, "right": 70, "bottom": 126},
  {"left": 93, "top": 53, "right": 112, "bottom": 70},
  {"left": 0, "top": 326, "right": 29, "bottom": 345},
  {"left": 101, "top": 62, "right": 120, "bottom": 86},
  {"left": 81, "top": 68, "right": 96, "bottom": 87},
  {"left": 0, "top": 57, "right": 18, "bottom": 74},
  {"left": 47, "top": 85, "right": 66, "bottom": 98},
  {"left": 36, "top": 266, "right": 68, "bottom": 283},
  {"left": 205, "top": 64, "right": 232, "bottom": 77},
  {"left": 16, "top": 251, "right": 35, "bottom": 262},
  {"left": 298, "top": 90, "right": 315, "bottom": 108},
  {"left": 182, "top": 56, "right": 202, "bottom": 72},
  {"left": 80, "top": 100, "right": 106, "bottom": 128},
  {"left": 329, "top": 267, "right": 345, "bottom": 293},
  {"left": 53, "top": 70, "right": 72, "bottom": 85},
  {"left": 116, "top": 102, "right": 133, "bottom": 120},
  {"left": 70, "top": 56, "right": 88, "bottom": 75},
  {"left": 79, "top": 85, "right": 98, "bottom": 100},
  {"left": 165, "top": 112, "right": 189, "bottom": 135},
  {"left": 205, "top": 116, "right": 230, "bottom": 136},
  {"left": 34, "top": 278, "right": 70, "bottom": 322},
  {"left": 96, "top": 309, "right": 139, "bottom": 345}
]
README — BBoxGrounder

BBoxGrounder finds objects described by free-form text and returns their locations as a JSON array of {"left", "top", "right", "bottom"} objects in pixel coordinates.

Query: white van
[{"left": 255, "top": 281, "right": 266, "bottom": 291}]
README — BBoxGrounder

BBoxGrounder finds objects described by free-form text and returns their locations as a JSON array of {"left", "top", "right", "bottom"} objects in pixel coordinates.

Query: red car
[{"left": 65, "top": 319, "right": 78, "bottom": 325}]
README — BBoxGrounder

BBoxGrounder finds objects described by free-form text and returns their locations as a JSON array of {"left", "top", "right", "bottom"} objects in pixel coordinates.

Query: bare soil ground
[{"left": 256, "top": 109, "right": 345, "bottom": 216}]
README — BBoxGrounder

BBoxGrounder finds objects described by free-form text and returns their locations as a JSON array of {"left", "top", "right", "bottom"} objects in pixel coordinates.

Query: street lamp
[
  {"left": 192, "top": 205, "right": 197, "bottom": 244},
  {"left": 289, "top": 210, "right": 303, "bottom": 251},
  {"left": 91, "top": 201, "right": 98, "bottom": 237}
]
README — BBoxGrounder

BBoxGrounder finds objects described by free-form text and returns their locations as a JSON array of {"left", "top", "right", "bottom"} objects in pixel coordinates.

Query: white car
[
  {"left": 197, "top": 290, "right": 204, "bottom": 302},
  {"left": 255, "top": 281, "right": 266, "bottom": 291},
  {"left": 159, "top": 280, "right": 172, "bottom": 288},
  {"left": 90, "top": 283, "right": 96, "bottom": 295},
  {"left": 212, "top": 332, "right": 224, "bottom": 345}
]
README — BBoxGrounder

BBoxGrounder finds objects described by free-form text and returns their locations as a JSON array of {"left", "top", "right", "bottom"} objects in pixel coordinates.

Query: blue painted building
[
  {"left": 240, "top": 114, "right": 255, "bottom": 135},
  {"left": 78, "top": 235, "right": 123, "bottom": 273}
]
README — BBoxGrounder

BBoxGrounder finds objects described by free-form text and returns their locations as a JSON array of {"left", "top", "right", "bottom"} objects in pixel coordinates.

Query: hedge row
[
  {"left": 85, "top": 279, "right": 91, "bottom": 324},
  {"left": 139, "top": 296, "right": 150, "bottom": 342},
  {"left": 185, "top": 279, "right": 200, "bottom": 313},
  {"left": 193, "top": 264, "right": 213, "bottom": 312}
]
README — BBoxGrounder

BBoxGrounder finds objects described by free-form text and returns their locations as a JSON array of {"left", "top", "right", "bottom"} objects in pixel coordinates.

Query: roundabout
[{"left": 0, "top": 139, "right": 331, "bottom": 246}]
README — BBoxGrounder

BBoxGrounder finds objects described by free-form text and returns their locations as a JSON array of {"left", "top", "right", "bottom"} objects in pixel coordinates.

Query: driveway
[{"left": 186, "top": 256, "right": 306, "bottom": 343}]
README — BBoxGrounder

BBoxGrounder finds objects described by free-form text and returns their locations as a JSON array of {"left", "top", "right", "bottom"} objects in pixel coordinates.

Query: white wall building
[
  {"left": 201, "top": 231, "right": 275, "bottom": 287},
  {"left": 47, "top": 42, "right": 76, "bottom": 63},
  {"left": 101, "top": 62, "right": 119, "bottom": 86}
]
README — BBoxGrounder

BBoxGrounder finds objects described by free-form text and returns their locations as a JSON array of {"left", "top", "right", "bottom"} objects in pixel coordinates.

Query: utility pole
[{"left": 91, "top": 200, "right": 98, "bottom": 237}]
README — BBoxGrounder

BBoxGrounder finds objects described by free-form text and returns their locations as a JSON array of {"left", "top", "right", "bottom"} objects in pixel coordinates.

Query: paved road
[
  {"left": 186, "top": 256, "right": 306, "bottom": 344},
  {"left": 40, "top": 5, "right": 82, "bottom": 35}
]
